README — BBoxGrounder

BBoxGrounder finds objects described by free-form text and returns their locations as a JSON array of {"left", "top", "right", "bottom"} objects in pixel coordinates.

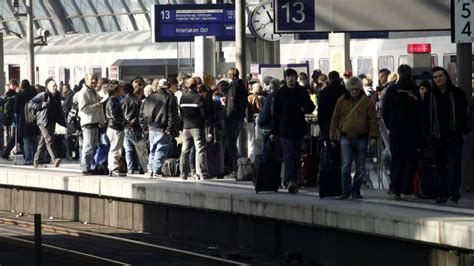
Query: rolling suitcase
[
  {"left": 299, "top": 136, "right": 320, "bottom": 188},
  {"left": 135, "top": 138, "right": 150, "bottom": 172},
  {"left": 253, "top": 139, "right": 282, "bottom": 193},
  {"left": 319, "top": 142, "right": 342, "bottom": 198},
  {"left": 207, "top": 141, "right": 225, "bottom": 178}
]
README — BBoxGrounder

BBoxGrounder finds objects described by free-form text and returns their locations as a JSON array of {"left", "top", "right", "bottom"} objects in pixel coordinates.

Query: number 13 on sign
[
  {"left": 274, "top": 0, "right": 315, "bottom": 33},
  {"left": 452, "top": 0, "right": 474, "bottom": 43}
]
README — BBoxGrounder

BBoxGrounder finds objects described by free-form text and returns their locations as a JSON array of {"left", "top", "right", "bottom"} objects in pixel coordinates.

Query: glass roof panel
[
  {"left": 33, "top": 0, "right": 48, "bottom": 17},
  {"left": 71, "top": 17, "right": 87, "bottom": 33},
  {"left": 60, "top": 0, "right": 78, "bottom": 16},
  {"left": 1, "top": 1, "right": 15, "bottom": 18},
  {"left": 128, "top": 0, "right": 145, "bottom": 12},
  {"left": 100, "top": 15, "right": 117, "bottom": 32},
  {"left": 116, "top": 15, "right": 134, "bottom": 32},
  {"left": 91, "top": 0, "right": 110, "bottom": 13},
  {"left": 84, "top": 16, "right": 101, "bottom": 32},
  {"left": 134, "top": 14, "right": 150, "bottom": 31},
  {"left": 74, "top": 0, "right": 95, "bottom": 16}
]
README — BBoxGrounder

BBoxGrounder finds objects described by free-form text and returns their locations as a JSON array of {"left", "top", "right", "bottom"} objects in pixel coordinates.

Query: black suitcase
[
  {"left": 319, "top": 143, "right": 342, "bottom": 198},
  {"left": 253, "top": 139, "right": 282, "bottom": 193},
  {"left": 135, "top": 138, "right": 150, "bottom": 172},
  {"left": 207, "top": 141, "right": 224, "bottom": 178}
]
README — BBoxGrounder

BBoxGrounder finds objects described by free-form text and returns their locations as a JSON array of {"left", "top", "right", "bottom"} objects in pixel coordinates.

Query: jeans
[
  {"left": 23, "top": 135, "right": 38, "bottom": 164},
  {"left": 81, "top": 127, "right": 99, "bottom": 172},
  {"left": 340, "top": 136, "right": 368, "bottom": 195},
  {"left": 179, "top": 128, "right": 208, "bottom": 178},
  {"left": 34, "top": 123, "right": 57, "bottom": 164},
  {"left": 224, "top": 119, "right": 244, "bottom": 173},
  {"left": 148, "top": 129, "right": 171, "bottom": 173},
  {"left": 124, "top": 129, "right": 141, "bottom": 171},
  {"left": 280, "top": 137, "right": 302, "bottom": 184},
  {"left": 107, "top": 128, "right": 124, "bottom": 172}
]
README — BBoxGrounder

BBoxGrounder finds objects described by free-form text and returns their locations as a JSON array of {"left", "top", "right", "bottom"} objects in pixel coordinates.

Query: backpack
[
  {"left": 24, "top": 101, "right": 37, "bottom": 125},
  {"left": 67, "top": 102, "right": 82, "bottom": 135},
  {"left": 4, "top": 93, "right": 16, "bottom": 126}
]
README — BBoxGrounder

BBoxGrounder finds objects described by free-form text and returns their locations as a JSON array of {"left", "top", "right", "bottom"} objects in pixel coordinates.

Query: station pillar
[
  {"left": 457, "top": 43, "right": 474, "bottom": 193},
  {"left": 0, "top": 33, "right": 4, "bottom": 94},
  {"left": 328, "top": 33, "right": 351, "bottom": 75},
  {"left": 194, "top": 36, "right": 216, "bottom": 86},
  {"left": 26, "top": 0, "right": 35, "bottom": 86}
]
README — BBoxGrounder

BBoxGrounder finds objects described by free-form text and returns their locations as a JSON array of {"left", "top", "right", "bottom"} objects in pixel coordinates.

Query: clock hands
[{"left": 265, "top": 11, "right": 274, "bottom": 23}]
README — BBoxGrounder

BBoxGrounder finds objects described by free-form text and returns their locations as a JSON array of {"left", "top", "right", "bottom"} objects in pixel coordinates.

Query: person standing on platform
[
  {"left": 223, "top": 68, "right": 248, "bottom": 178},
  {"left": 76, "top": 73, "right": 103, "bottom": 175},
  {"left": 140, "top": 78, "right": 177, "bottom": 177},
  {"left": 105, "top": 83, "right": 126, "bottom": 177},
  {"left": 14, "top": 80, "right": 39, "bottom": 165},
  {"left": 330, "top": 77, "right": 378, "bottom": 199},
  {"left": 317, "top": 71, "right": 346, "bottom": 141},
  {"left": 29, "top": 78, "right": 66, "bottom": 168},
  {"left": 179, "top": 78, "right": 209, "bottom": 180},
  {"left": 271, "top": 69, "right": 315, "bottom": 193},
  {"left": 382, "top": 65, "right": 423, "bottom": 200},
  {"left": 2, "top": 79, "right": 19, "bottom": 160},
  {"left": 425, "top": 67, "right": 468, "bottom": 204},
  {"left": 122, "top": 83, "right": 143, "bottom": 174},
  {"left": 60, "top": 83, "right": 75, "bottom": 160}
]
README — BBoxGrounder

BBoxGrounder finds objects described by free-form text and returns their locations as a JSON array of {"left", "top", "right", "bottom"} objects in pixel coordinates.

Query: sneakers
[
  {"left": 393, "top": 194, "right": 401, "bottom": 201},
  {"left": 180, "top": 174, "right": 188, "bottom": 180},
  {"left": 147, "top": 171, "right": 154, "bottom": 179},
  {"left": 34, "top": 163, "right": 47, "bottom": 168},
  {"left": 288, "top": 182, "right": 298, "bottom": 194},
  {"left": 54, "top": 158, "right": 62, "bottom": 168},
  {"left": 153, "top": 171, "right": 164, "bottom": 178},
  {"left": 351, "top": 193, "right": 363, "bottom": 199},
  {"left": 449, "top": 196, "right": 459, "bottom": 203},
  {"left": 109, "top": 170, "right": 127, "bottom": 177},
  {"left": 340, "top": 193, "right": 350, "bottom": 200},
  {"left": 435, "top": 197, "right": 448, "bottom": 204},
  {"left": 82, "top": 170, "right": 94, "bottom": 176}
]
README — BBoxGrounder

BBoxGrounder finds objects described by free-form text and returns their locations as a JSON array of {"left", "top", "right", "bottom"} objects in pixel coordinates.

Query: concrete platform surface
[{"left": 0, "top": 160, "right": 473, "bottom": 252}]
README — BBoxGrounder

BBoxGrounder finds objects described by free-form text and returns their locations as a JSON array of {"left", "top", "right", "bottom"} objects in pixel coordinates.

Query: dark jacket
[
  {"left": 140, "top": 89, "right": 177, "bottom": 132},
  {"left": 122, "top": 93, "right": 142, "bottom": 131},
  {"left": 106, "top": 96, "right": 126, "bottom": 131},
  {"left": 224, "top": 79, "right": 247, "bottom": 120},
  {"left": 179, "top": 90, "right": 207, "bottom": 129},
  {"left": 29, "top": 91, "right": 66, "bottom": 127},
  {"left": 14, "top": 86, "right": 39, "bottom": 137},
  {"left": 317, "top": 81, "right": 346, "bottom": 140},
  {"left": 4, "top": 90, "right": 17, "bottom": 127},
  {"left": 384, "top": 81, "right": 423, "bottom": 152},
  {"left": 271, "top": 84, "right": 316, "bottom": 140},
  {"left": 424, "top": 84, "right": 468, "bottom": 139},
  {"left": 61, "top": 90, "right": 75, "bottom": 120},
  {"left": 468, "top": 98, "right": 474, "bottom": 133},
  {"left": 257, "top": 91, "right": 275, "bottom": 130}
]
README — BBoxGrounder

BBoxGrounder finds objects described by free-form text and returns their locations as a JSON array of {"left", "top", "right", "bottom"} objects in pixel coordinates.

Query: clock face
[{"left": 249, "top": 2, "right": 285, "bottom": 42}]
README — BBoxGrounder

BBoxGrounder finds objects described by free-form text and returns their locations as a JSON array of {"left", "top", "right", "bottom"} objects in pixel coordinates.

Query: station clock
[{"left": 249, "top": 2, "right": 285, "bottom": 42}]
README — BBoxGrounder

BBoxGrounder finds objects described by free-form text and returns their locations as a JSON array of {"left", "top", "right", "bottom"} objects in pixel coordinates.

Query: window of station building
[
  {"left": 300, "top": 58, "right": 315, "bottom": 72},
  {"left": 92, "top": 67, "right": 102, "bottom": 78},
  {"left": 357, "top": 58, "right": 373, "bottom": 77},
  {"left": 377, "top": 56, "right": 394, "bottom": 72},
  {"left": 319, "top": 59, "right": 329, "bottom": 75},
  {"left": 48, "top": 68, "right": 56, "bottom": 80}
]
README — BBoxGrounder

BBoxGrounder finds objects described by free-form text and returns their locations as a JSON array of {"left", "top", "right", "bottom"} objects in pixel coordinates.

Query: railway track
[{"left": 0, "top": 215, "right": 247, "bottom": 265}]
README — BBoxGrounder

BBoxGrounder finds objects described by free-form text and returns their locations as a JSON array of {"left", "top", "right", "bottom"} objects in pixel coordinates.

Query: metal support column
[
  {"left": 328, "top": 33, "right": 351, "bottom": 75},
  {"left": 235, "top": 0, "right": 246, "bottom": 76},
  {"left": 0, "top": 33, "right": 4, "bottom": 94},
  {"left": 26, "top": 0, "right": 35, "bottom": 85},
  {"left": 457, "top": 43, "right": 474, "bottom": 193}
]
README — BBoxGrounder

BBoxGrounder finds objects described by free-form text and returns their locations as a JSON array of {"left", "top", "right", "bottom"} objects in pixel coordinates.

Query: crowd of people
[{"left": 1, "top": 64, "right": 473, "bottom": 204}]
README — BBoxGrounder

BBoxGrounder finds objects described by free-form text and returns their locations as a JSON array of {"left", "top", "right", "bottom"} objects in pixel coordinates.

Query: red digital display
[{"left": 407, "top": 43, "right": 431, "bottom": 53}]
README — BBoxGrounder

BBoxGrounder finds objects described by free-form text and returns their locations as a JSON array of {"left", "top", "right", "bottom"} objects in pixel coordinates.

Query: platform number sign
[
  {"left": 452, "top": 0, "right": 474, "bottom": 43},
  {"left": 274, "top": 0, "right": 315, "bottom": 33}
]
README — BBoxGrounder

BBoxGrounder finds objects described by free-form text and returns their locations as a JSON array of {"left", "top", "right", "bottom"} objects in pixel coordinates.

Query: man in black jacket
[
  {"left": 271, "top": 69, "right": 315, "bottom": 193},
  {"left": 61, "top": 83, "right": 75, "bottom": 160},
  {"left": 106, "top": 83, "right": 127, "bottom": 177},
  {"left": 122, "top": 83, "right": 143, "bottom": 173},
  {"left": 223, "top": 68, "right": 247, "bottom": 176},
  {"left": 29, "top": 78, "right": 66, "bottom": 168},
  {"left": 14, "top": 80, "right": 39, "bottom": 165},
  {"left": 425, "top": 66, "right": 468, "bottom": 204},
  {"left": 317, "top": 71, "right": 346, "bottom": 141},
  {"left": 2, "top": 79, "right": 19, "bottom": 159},
  {"left": 179, "top": 78, "right": 209, "bottom": 180},
  {"left": 140, "top": 79, "right": 178, "bottom": 177}
]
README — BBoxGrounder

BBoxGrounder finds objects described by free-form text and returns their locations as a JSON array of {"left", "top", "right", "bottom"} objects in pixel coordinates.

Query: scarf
[{"left": 430, "top": 89, "right": 457, "bottom": 139}]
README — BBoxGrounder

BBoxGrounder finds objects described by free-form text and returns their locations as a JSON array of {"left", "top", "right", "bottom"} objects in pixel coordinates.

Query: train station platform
[{"left": 0, "top": 158, "right": 473, "bottom": 256}]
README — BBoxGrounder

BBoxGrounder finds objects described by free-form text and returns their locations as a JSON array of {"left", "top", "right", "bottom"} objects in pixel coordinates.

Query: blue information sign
[
  {"left": 274, "top": 0, "right": 315, "bottom": 33},
  {"left": 152, "top": 4, "right": 235, "bottom": 42}
]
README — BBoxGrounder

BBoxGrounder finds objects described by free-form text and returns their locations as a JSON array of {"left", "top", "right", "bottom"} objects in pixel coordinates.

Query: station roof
[{"left": 0, "top": 0, "right": 178, "bottom": 37}]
